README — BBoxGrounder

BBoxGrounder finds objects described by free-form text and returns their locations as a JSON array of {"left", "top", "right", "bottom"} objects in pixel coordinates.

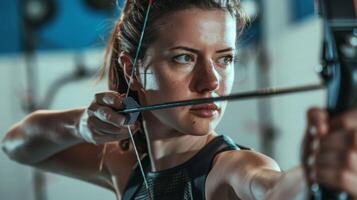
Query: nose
[{"left": 193, "top": 59, "right": 220, "bottom": 93}]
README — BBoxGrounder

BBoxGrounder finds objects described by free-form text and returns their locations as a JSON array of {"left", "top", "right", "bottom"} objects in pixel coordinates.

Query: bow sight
[{"left": 312, "top": 0, "right": 357, "bottom": 200}]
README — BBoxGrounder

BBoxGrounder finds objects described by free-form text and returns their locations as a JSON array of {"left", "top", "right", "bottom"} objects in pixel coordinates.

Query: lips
[
  {"left": 189, "top": 103, "right": 220, "bottom": 118},
  {"left": 190, "top": 103, "right": 219, "bottom": 110}
]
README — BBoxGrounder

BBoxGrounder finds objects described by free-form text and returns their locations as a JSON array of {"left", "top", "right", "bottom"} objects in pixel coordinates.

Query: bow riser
[{"left": 313, "top": 0, "right": 357, "bottom": 199}]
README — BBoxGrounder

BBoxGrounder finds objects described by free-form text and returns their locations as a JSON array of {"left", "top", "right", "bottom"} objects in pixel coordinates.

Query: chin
[
  {"left": 162, "top": 118, "right": 216, "bottom": 137},
  {"left": 181, "top": 120, "right": 218, "bottom": 136}
]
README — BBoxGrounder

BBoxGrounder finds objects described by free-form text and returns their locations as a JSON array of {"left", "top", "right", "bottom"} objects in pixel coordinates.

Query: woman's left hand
[{"left": 303, "top": 107, "right": 357, "bottom": 197}]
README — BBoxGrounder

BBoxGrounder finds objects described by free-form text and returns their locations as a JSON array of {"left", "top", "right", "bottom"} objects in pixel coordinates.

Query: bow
[{"left": 309, "top": 0, "right": 357, "bottom": 199}]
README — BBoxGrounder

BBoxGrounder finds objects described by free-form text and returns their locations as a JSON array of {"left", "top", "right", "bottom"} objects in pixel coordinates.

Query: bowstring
[
  {"left": 124, "top": 0, "right": 153, "bottom": 199},
  {"left": 98, "top": 1, "right": 153, "bottom": 199}
]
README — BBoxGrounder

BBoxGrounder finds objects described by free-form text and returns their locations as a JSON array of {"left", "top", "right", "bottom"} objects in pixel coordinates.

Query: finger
[
  {"left": 88, "top": 104, "right": 126, "bottom": 127},
  {"left": 89, "top": 116, "right": 139, "bottom": 138},
  {"left": 330, "top": 109, "right": 357, "bottom": 131},
  {"left": 316, "top": 168, "right": 357, "bottom": 197},
  {"left": 86, "top": 120, "right": 131, "bottom": 144},
  {"left": 90, "top": 129, "right": 122, "bottom": 145},
  {"left": 307, "top": 107, "right": 329, "bottom": 137},
  {"left": 95, "top": 92, "right": 125, "bottom": 110},
  {"left": 319, "top": 131, "right": 349, "bottom": 152},
  {"left": 87, "top": 116, "right": 126, "bottom": 137},
  {"left": 316, "top": 150, "right": 345, "bottom": 169}
]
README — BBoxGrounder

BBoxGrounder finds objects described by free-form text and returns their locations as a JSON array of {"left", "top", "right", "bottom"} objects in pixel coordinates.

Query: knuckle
[
  {"left": 105, "top": 112, "right": 113, "bottom": 122},
  {"left": 339, "top": 170, "right": 350, "bottom": 188},
  {"left": 113, "top": 97, "right": 124, "bottom": 107},
  {"left": 307, "top": 107, "right": 323, "bottom": 118},
  {"left": 103, "top": 94, "right": 115, "bottom": 105},
  {"left": 94, "top": 92, "right": 105, "bottom": 101},
  {"left": 307, "top": 108, "right": 318, "bottom": 120},
  {"left": 101, "top": 107, "right": 112, "bottom": 120}
]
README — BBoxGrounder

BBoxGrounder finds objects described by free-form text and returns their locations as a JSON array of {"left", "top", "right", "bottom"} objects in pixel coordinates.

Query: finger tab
[{"left": 122, "top": 97, "right": 140, "bottom": 125}]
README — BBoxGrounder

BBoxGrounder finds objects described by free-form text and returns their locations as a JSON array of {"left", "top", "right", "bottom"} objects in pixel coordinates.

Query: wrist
[{"left": 71, "top": 108, "right": 87, "bottom": 144}]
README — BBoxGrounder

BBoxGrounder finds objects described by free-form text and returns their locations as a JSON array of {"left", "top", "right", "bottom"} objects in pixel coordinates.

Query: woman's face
[{"left": 137, "top": 8, "right": 237, "bottom": 136}]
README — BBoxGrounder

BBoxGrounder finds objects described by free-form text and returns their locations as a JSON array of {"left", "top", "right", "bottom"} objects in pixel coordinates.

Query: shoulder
[
  {"left": 215, "top": 149, "right": 280, "bottom": 171},
  {"left": 209, "top": 149, "right": 281, "bottom": 199}
]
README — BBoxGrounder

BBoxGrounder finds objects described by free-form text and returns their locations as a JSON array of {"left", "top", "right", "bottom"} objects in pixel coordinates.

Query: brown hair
[{"left": 101, "top": 0, "right": 249, "bottom": 153}]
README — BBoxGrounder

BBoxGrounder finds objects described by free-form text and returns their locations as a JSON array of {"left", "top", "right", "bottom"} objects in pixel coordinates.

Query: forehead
[{"left": 152, "top": 8, "right": 237, "bottom": 48}]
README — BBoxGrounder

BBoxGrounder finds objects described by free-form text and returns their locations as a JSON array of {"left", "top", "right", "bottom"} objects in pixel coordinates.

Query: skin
[
  {"left": 3, "top": 7, "right": 357, "bottom": 200},
  {"left": 126, "top": 8, "right": 236, "bottom": 171},
  {"left": 303, "top": 108, "right": 357, "bottom": 198}
]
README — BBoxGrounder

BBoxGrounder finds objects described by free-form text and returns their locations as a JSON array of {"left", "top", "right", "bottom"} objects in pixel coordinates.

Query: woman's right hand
[{"left": 78, "top": 91, "right": 137, "bottom": 145}]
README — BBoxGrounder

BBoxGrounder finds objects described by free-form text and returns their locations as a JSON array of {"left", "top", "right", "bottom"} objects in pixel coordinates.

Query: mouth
[{"left": 189, "top": 103, "right": 220, "bottom": 118}]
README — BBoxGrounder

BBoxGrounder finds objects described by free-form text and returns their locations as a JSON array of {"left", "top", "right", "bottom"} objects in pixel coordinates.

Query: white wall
[{"left": 269, "top": 18, "right": 324, "bottom": 169}]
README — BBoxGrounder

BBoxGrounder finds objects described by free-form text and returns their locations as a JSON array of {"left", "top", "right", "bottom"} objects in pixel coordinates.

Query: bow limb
[{"left": 309, "top": 0, "right": 357, "bottom": 199}]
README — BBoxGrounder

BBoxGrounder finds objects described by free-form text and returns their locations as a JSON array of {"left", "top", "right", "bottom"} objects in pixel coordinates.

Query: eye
[
  {"left": 173, "top": 54, "right": 194, "bottom": 64},
  {"left": 217, "top": 55, "right": 234, "bottom": 66}
]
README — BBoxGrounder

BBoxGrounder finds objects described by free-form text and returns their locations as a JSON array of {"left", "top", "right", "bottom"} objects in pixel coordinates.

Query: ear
[{"left": 118, "top": 51, "right": 142, "bottom": 91}]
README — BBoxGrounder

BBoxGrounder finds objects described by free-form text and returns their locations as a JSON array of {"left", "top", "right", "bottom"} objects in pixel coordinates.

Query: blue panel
[
  {"left": 0, "top": 0, "right": 21, "bottom": 54},
  {"left": 290, "top": 0, "right": 315, "bottom": 22},
  {"left": 37, "top": 0, "right": 118, "bottom": 50},
  {"left": 0, "top": 0, "right": 120, "bottom": 54}
]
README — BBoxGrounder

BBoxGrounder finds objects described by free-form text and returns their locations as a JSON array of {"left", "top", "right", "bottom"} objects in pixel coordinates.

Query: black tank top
[{"left": 122, "top": 135, "right": 249, "bottom": 200}]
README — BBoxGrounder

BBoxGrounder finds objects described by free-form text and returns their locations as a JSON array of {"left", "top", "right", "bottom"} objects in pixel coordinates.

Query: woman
[{"left": 3, "top": 0, "right": 357, "bottom": 199}]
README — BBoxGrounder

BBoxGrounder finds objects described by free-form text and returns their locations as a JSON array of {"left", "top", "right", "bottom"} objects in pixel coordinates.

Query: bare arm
[
  {"left": 1, "top": 92, "right": 135, "bottom": 191},
  {"left": 1, "top": 109, "right": 114, "bottom": 189},
  {"left": 221, "top": 150, "right": 281, "bottom": 200},
  {"left": 219, "top": 150, "right": 307, "bottom": 200},
  {"left": 263, "top": 166, "right": 308, "bottom": 200},
  {"left": 2, "top": 109, "right": 85, "bottom": 164},
  {"left": 232, "top": 107, "right": 357, "bottom": 200}
]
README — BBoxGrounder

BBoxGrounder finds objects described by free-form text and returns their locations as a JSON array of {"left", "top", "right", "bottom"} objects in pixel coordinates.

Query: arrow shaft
[{"left": 118, "top": 84, "right": 324, "bottom": 114}]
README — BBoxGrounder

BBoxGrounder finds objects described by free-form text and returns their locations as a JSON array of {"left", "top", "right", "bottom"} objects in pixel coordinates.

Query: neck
[{"left": 141, "top": 113, "right": 217, "bottom": 172}]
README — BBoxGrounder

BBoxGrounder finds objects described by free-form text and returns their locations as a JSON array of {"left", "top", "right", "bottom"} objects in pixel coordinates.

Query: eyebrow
[{"left": 169, "top": 46, "right": 235, "bottom": 53}]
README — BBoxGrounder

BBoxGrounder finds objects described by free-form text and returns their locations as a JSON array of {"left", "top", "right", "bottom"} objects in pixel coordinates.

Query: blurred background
[{"left": 0, "top": 0, "right": 324, "bottom": 199}]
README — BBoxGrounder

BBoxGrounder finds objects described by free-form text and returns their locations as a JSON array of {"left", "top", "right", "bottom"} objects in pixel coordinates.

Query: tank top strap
[
  {"left": 122, "top": 154, "right": 151, "bottom": 200},
  {"left": 189, "top": 135, "right": 241, "bottom": 199}
]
